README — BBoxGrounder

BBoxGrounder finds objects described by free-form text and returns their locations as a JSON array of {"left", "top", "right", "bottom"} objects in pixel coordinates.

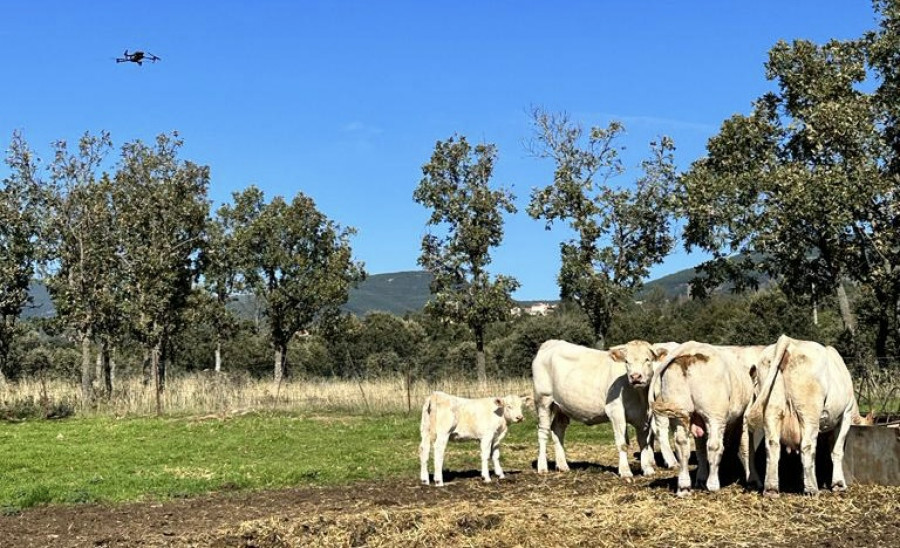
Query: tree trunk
[
  {"left": 152, "top": 343, "right": 162, "bottom": 416},
  {"left": 837, "top": 283, "right": 856, "bottom": 334},
  {"left": 594, "top": 328, "right": 607, "bottom": 351},
  {"left": 474, "top": 326, "right": 487, "bottom": 387},
  {"left": 214, "top": 340, "right": 222, "bottom": 373},
  {"left": 101, "top": 343, "right": 112, "bottom": 398},
  {"left": 109, "top": 348, "right": 116, "bottom": 394},
  {"left": 875, "top": 316, "right": 889, "bottom": 364},
  {"left": 158, "top": 335, "right": 168, "bottom": 391},
  {"left": 274, "top": 345, "right": 286, "bottom": 387},
  {"left": 81, "top": 330, "right": 93, "bottom": 407},
  {"left": 95, "top": 347, "right": 103, "bottom": 386},
  {"left": 142, "top": 349, "right": 151, "bottom": 386}
]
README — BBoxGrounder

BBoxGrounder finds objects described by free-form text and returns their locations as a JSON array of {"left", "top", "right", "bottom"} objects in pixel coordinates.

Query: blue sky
[{"left": 1, "top": 1, "right": 879, "bottom": 300}]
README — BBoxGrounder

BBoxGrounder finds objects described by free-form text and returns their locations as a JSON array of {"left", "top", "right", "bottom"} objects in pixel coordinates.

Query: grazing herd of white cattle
[{"left": 420, "top": 334, "right": 865, "bottom": 497}]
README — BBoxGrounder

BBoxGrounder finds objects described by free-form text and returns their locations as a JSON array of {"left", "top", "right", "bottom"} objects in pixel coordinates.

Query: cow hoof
[
  {"left": 642, "top": 468, "right": 656, "bottom": 477},
  {"left": 421, "top": 480, "right": 429, "bottom": 486},
  {"left": 435, "top": 481, "right": 445, "bottom": 487},
  {"left": 803, "top": 489, "right": 820, "bottom": 497},
  {"left": 483, "top": 478, "right": 492, "bottom": 483},
  {"left": 832, "top": 482, "right": 847, "bottom": 493},
  {"left": 676, "top": 488, "right": 692, "bottom": 498},
  {"left": 763, "top": 490, "right": 780, "bottom": 499}
]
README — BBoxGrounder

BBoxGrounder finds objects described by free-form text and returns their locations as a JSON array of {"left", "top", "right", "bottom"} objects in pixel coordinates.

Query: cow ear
[
  {"left": 610, "top": 348, "right": 626, "bottom": 362},
  {"left": 521, "top": 394, "right": 533, "bottom": 406},
  {"left": 654, "top": 348, "right": 669, "bottom": 361},
  {"left": 494, "top": 397, "right": 504, "bottom": 408},
  {"left": 749, "top": 364, "right": 757, "bottom": 379}
]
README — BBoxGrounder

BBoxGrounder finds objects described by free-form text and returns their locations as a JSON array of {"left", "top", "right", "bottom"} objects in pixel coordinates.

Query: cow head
[
  {"left": 611, "top": 340, "right": 661, "bottom": 388},
  {"left": 495, "top": 394, "right": 531, "bottom": 423}
]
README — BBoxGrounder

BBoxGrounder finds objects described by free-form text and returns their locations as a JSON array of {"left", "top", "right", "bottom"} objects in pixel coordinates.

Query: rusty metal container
[{"left": 844, "top": 423, "right": 900, "bottom": 486}]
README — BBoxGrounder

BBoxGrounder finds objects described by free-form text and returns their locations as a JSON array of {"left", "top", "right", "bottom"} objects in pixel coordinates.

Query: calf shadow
[
  {"left": 435, "top": 469, "right": 526, "bottom": 484},
  {"left": 529, "top": 460, "right": 620, "bottom": 475}
]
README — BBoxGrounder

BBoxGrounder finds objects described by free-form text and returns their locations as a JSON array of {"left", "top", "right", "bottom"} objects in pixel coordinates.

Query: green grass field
[{"left": 0, "top": 412, "right": 614, "bottom": 512}]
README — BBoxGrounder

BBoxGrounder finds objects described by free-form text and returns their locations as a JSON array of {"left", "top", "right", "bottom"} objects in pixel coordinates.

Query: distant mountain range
[{"left": 20, "top": 265, "right": 711, "bottom": 320}]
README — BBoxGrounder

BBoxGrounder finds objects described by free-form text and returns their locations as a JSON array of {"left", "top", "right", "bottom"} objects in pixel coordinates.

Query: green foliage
[
  {"left": 223, "top": 186, "right": 366, "bottom": 383},
  {"left": 0, "top": 132, "right": 46, "bottom": 380},
  {"left": 490, "top": 305, "right": 594, "bottom": 376},
  {"left": 113, "top": 132, "right": 210, "bottom": 389},
  {"left": 414, "top": 135, "right": 520, "bottom": 382},
  {"left": 0, "top": 395, "right": 76, "bottom": 421},
  {"left": 527, "top": 108, "right": 678, "bottom": 348},
  {"left": 679, "top": 1, "right": 900, "bottom": 359}
]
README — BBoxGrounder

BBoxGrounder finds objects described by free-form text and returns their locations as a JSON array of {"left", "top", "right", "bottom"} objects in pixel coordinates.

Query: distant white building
[{"left": 511, "top": 302, "right": 557, "bottom": 316}]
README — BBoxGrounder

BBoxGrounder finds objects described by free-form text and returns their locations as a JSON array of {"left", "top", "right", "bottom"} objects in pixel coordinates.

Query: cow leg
[
  {"left": 742, "top": 419, "right": 763, "bottom": 489},
  {"left": 704, "top": 421, "right": 725, "bottom": 492},
  {"left": 655, "top": 414, "right": 678, "bottom": 469},
  {"left": 433, "top": 433, "right": 450, "bottom": 487},
  {"left": 830, "top": 411, "right": 853, "bottom": 492},
  {"left": 673, "top": 421, "right": 693, "bottom": 497},
  {"left": 694, "top": 433, "right": 709, "bottom": 490},
  {"left": 536, "top": 397, "right": 553, "bottom": 473},
  {"left": 550, "top": 411, "right": 571, "bottom": 472},
  {"left": 606, "top": 401, "right": 633, "bottom": 479},
  {"left": 762, "top": 412, "right": 783, "bottom": 496},
  {"left": 419, "top": 434, "right": 431, "bottom": 485},
  {"left": 492, "top": 429, "right": 507, "bottom": 480},
  {"left": 637, "top": 419, "right": 656, "bottom": 476},
  {"left": 491, "top": 443, "right": 505, "bottom": 480},
  {"left": 479, "top": 435, "right": 494, "bottom": 482},
  {"left": 800, "top": 420, "right": 820, "bottom": 496}
]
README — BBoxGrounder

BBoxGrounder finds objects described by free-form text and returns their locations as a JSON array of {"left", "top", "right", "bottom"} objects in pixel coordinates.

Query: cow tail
[
  {"left": 647, "top": 349, "right": 679, "bottom": 423},
  {"left": 421, "top": 394, "right": 434, "bottom": 442},
  {"left": 651, "top": 400, "right": 690, "bottom": 433},
  {"left": 747, "top": 334, "right": 790, "bottom": 431}
]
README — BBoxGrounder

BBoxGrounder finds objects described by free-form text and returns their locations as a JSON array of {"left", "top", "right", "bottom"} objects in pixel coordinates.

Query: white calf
[{"left": 419, "top": 391, "right": 530, "bottom": 486}]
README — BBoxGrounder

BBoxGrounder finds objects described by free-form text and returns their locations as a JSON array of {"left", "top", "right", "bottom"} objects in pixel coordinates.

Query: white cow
[
  {"left": 627, "top": 342, "right": 764, "bottom": 472},
  {"left": 532, "top": 339, "right": 660, "bottom": 478},
  {"left": 419, "top": 391, "right": 530, "bottom": 487},
  {"left": 746, "top": 335, "right": 860, "bottom": 496},
  {"left": 648, "top": 342, "right": 681, "bottom": 469},
  {"left": 651, "top": 341, "right": 758, "bottom": 496}
]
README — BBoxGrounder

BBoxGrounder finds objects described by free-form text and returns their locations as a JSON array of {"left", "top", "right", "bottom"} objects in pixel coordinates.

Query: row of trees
[
  {"left": 416, "top": 0, "right": 900, "bottom": 366},
  {"left": 1, "top": 132, "right": 363, "bottom": 408},
  {"left": 4, "top": 0, "right": 900, "bottom": 402},
  {"left": 8, "top": 281, "right": 877, "bottom": 388}
]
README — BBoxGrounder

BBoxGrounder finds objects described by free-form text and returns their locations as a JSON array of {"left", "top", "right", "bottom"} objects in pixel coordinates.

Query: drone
[{"left": 116, "top": 50, "right": 160, "bottom": 65}]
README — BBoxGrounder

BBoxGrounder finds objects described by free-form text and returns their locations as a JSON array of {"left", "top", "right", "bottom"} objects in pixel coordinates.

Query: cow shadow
[
  {"left": 529, "top": 460, "right": 620, "bottom": 475},
  {"left": 647, "top": 444, "right": 750, "bottom": 493},
  {"left": 750, "top": 433, "right": 835, "bottom": 494},
  {"left": 647, "top": 434, "right": 836, "bottom": 494}
]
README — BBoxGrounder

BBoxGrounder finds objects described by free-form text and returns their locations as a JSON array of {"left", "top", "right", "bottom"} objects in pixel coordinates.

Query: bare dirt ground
[{"left": 2, "top": 444, "right": 898, "bottom": 547}]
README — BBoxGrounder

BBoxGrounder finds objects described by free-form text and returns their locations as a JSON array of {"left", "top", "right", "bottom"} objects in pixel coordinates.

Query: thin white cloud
[
  {"left": 341, "top": 121, "right": 384, "bottom": 136},
  {"left": 573, "top": 110, "right": 718, "bottom": 134}
]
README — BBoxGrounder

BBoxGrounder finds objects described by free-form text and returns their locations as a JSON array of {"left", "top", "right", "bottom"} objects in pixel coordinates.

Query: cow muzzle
[{"left": 629, "top": 373, "right": 646, "bottom": 386}]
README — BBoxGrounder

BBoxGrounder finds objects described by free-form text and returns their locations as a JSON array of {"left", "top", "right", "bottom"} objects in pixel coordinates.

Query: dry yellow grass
[{"left": 0, "top": 374, "right": 534, "bottom": 417}]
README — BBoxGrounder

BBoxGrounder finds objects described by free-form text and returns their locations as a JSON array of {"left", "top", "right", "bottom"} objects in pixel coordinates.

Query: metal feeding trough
[{"left": 844, "top": 418, "right": 900, "bottom": 486}]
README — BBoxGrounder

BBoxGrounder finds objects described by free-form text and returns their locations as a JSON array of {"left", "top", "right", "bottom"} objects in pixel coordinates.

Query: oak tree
[
  {"left": 527, "top": 109, "right": 677, "bottom": 348},
  {"left": 414, "top": 135, "right": 519, "bottom": 383}
]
